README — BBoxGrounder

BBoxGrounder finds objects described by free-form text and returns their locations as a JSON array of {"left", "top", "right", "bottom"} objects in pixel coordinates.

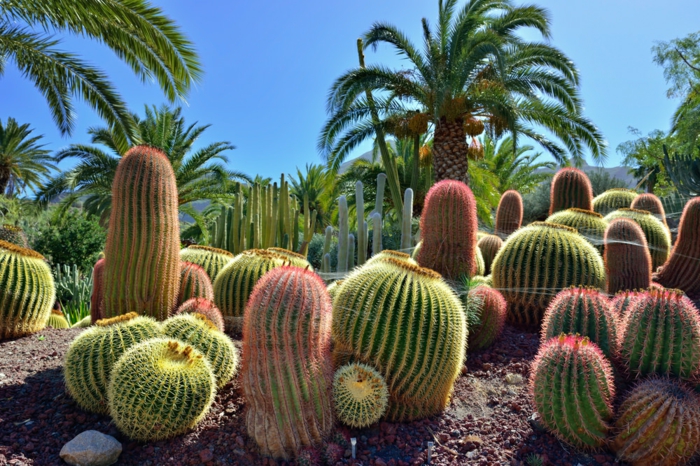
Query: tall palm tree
[
  {"left": 0, "top": 117, "right": 56, "bottom": 197},
  {"left": 0, "top": 0, "right": 201, "bottom": 144},
  {"left": 37, "top": 105, "right": 249, "bottom": 226},
  {"left": 481, "top": 135, "right": 555, "bottom": 193},
  {"left": 321, "top": 0, "right": 605, "bottom": 185}
]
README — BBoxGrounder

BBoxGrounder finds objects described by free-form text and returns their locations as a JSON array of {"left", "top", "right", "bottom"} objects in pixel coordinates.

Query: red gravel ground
[{"left": 1, "top": 326, "right": 695, "bottom": 466}]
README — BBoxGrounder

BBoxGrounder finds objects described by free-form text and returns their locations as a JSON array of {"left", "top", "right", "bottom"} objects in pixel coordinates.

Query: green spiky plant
[
  {"left": 470, "top": 275, "right": 493, "bottom": 288},
  {"left": 242, "top": 266, "right": 334, "bottom": 460},
  {"left": 90, "top": 258, "right": 105, "bottom": 324},
  {"left": 267, "top": 247, "right": 312, "bottom": 269},
  {"left": 530, "top": 335, "right": 615, "bottom": 449},
  {"left": 466, "top": 286, "right": 507, "bottom": 352},
  {"left": 491, "top": 222, "right": 605, "bottom": 327},
  {"left": 326, "top": 280, "right": 343, "bottom": 302},
  {"left": 495, "top": 190, "right": 523, "bottom": 238},
  {"left": 612, "top": 378, "right": 700, "bottom": 466},
  {"left": 604, "top": 218, "right": 652, "bottom": 294},
  {"left": 64, "top": 312, "right": 161, "bottom": 414},
  {"left": 545, "top": 208, "right": 607, "bottom": 253},
  {"left": 333, "top": 363, "right": 389, "bottom": 428},
  {"left": 53, "top": 263, "right": 92, "bottom": 326},
  {"left": 475, "top": 246, "right": 486, "bottom": 276},
  {"left": 175, "top": 298, "right": 225, "bottom": 332},
  {"left": 72, "top": 315, "right": 91, "bottom": 328},
  {"left": 593, "top": 188, "right": 637, "bottom": 216},
  {"left": 0, "top": 224, "right": 28, "bottom": 248},
  {"left": 549, "top": 167, "right": 594, "bottom": 215},
  {"left": 213, "top": 249, "right": 286, "bottom": 331},
  {"left": 477, "top": 235, "right": 502, "bottom": 276},
  {"left": 541, "top": 287, "right": 618, "bottom": 358},
  {"left": 108, "top": 338, "right": 216, "bottom": 441},
  {"left": 47, "top": 309, "right": 70, "bottom": 329},
  {"left": 609, "top": 290, "right": 643, "bottom": 317},
  {"left": 604, "top": 208, "right": 671, "bottom": 270},
  {"left": 103, "top": 145, "right": 180, "bottom": 320},
  {"left": 365, "top": 250, "right": 416, "bottom": 266},
  {"left": 0, "top": 240, "right": 55, "bottom": 340},
  {"left": 631, "top": 193, "right": 669, "bottom": 231},
  {"left": 178, "top": 262, "right": 214, "bottom": 305},
  {"left": 179, "top": 245, "right": 234, "bottom": 282},
  {"left": 617, "top": 288, "right": 700, "bottom": 380},
  {"left": 333, "top": 258, "right": 466, "bottom": 421}
]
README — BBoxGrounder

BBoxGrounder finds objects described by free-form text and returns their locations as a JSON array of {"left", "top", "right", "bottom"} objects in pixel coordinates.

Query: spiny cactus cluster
[
  {"left": 47, "top": 309, "right": 70, "bottom": 329},
  {"left": 0, "top": 224, "right": 28, "bottom": 248},
  {"left": 90, "top": 258, "right": 105, "bottom": 324},
  {"left": 175, "top": 298, "right": 225, "bottom": 332},
  {"left": 631, "top": 193, "right": 669, "bottom": 230},
  {"left": 179, "top": 245, "right": 234, "bottom": 282},
  {"left": 333, "top": 363, "right": 389, "bottom": 428},
  {"left": 545, "top": 208, "right": 607, "bottom": 253},
  {"left": 476, "top": 235, "right": 502, "bottom": 276},
  {"left": 609, "top": 290, "right": 643, "bottom": 317},
  {"left": 604, "top": 208, "right": 671, "bottom": 270},
  {"left": 549, "top": 167, "right": 593, "bottom": 215},
  {"left": 178, "top": 261, "right": 214, "bottom": 305},
  {"left": 267, "top": 247, "right": 312, "bottom": 269},
  {"left": 604, "top": 218, "right": 652, "bottom": 294},
  {"left": 495, "top": 190, "right": 523, "bottom": 238},
  {"left": 365, "top": 249, "right": 416, "bottom": 267},
  {"left": 593, "top": 188, "right": 637, "bottom": 216},
  {"left": 467, "top": 286, "right": 506, "bottom": 351}
]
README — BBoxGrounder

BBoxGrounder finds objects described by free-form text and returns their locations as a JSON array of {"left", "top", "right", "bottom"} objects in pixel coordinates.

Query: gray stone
[{"left": 60, "top": 430, "right": 122, "bottom": 466}]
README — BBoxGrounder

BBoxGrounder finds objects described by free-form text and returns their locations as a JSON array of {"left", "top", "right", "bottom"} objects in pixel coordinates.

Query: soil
[{"left": 0, "top": 326, "right": 697, "bottom": 466}]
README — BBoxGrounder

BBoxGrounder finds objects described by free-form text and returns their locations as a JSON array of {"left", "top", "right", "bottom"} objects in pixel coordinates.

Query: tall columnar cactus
[
  {"left": 631, "top": 192, "right": 669, "bottom": 230},
  {"left": 0, "top": 224, "right": 28, "bottom": 248},
  {"left": 491, "top": 222, "right": 606, "bottom": 327},
  {"left": 103, "top": 145, "right": 180, "bottom": 320},
  {"left": 653, "top": 197, "right": 700, "bottom": 300},
  {"left": 337, "top": 195, "right": 349, "bottom": 273},
  {"left": 0, "top": 240, "right": 55, "bottom": 340},
  {"left": 609, "top": 290, "right": 643, "bottom": 317},
  {"left": 593, "top": 188, "right": 637, "bottom": 216},
  {"left": 355, "top": 181, "right": 367, "bottom": 265},
  {"left": 178, "top": 262, "right": 214, "bottom": 305},
  {"left": 477, "top": 235, "right": 502, "bottom": 276},
  {"left": 494, "top": 190, "right": 523, "bottom": 237},
  {"left": 617, "top": 288, "right": 700, "bottom": 380},
  {"left": 371, "top": 212, "right": 382, "bottom": 256},
  {"left": 47, "top": 309, "right": 70, "bottom": 329},
  {"left": 333, "top": 363, "right": 389, "bottom": 428},
  {"left": 549, "top": 167, "right": 594, "bottom": 215},
  {"left": 604, "top": 208, "right": 671, "bottom": 270},
  {"left": 64, "top": 313, "right": 161, "bottom": 414},
  {"left": 175, "top": 298, "right": 225, "bottom": 332},
  {"left": 333, "top": 259, "right": 466, "bottom": 421},
  {"left": 604, "top": 218, "right": 652, "bottom": 294},
  {"left": 179, "top": 245, "right": 234, "bottom": 282},
  {"left": 400, "top": 188, "right": 414, "bottom": 252},
  {"left": 541, "top": 287, "right": 618, "bottom": 358},
  {"left": 530, "top": 335, "right": 615, "bottom": 449},
  {"left": 213, "top": 249, "right": 286, "bottom": 331},
  {"left": 467, "top": 286, "right": 507, "bottom": 351},
  {"left": 90, "top": 258, "right": 106, "bottom": 324},
  {"left": 108, "top": 339, "right": 216, "bottom": 441},
  {"left": 267, "top": 247, "right": 312, "bottom": 269},
  {"left": 612, "top": 378, "right": 700, "bottom": 466},
  {"left": 242, "top": 267, "right": 334, "bottom": 460},
  {"left": 546, "top": 208, "right": 607, "bottom": 253},
  {"left": 417, "top": 180, "right": 478, "bottom": 280}
]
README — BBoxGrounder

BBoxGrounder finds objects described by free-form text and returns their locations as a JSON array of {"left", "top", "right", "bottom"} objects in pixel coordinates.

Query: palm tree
[
  {"left": 0, "top": 117, "right": 56, "bottom": 197},
  {"left": 288, "top": 164, "right": 334, "bottom": 231},
  {"left": 37, "top": 105, "right": 250, "bottom": 226},
  {"left": 481, "top": 135, "right": 555, "bottom": 193},
  {"left": 321, "top": 0, "right": 605, "bottom": 185},
  {"left": 0, "top": 0, "right": 201, "bottom": 144}
]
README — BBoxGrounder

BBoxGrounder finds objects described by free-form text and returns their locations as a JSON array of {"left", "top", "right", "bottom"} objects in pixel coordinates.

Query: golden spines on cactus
[
  {"left": 47, "top": 309, "right": 70, "bottom": 329},
  {"left": 108, "top": 338, "right": 216, "bottom": 441},
  {"left": 333, "top": 363, "right": 389, "bottom": 428},
  {"left": 0, "top": 224, "right": 28, "bottom": 248},
  {"left": 326, "top": 280, "right": 344, "bottom": 302},
  {"left": 178, "top": 261, "right": 214, "bottom": 305},
  {"left": 604, "top": 208, "right": 671, "bottom": 270},
  {"left": 546, "top": 208, "right": 607, "bottom": 253},
  {"left": 267, "top": 247, "right": 312, "bottom": 269},
  {"left": 175, "top": 298, "right": 225, "bottom": 332},
  {"left": 179, "top": 245, "right": 234, "bottom": 282},
  {"left": 64, "top": 313, "right": 161, "bottom": 414},
  {"left": 477, "top": 235, "right": 502, "bottom": 276},
  {"left": 162, "top": 313, "right": 238, "bottom": 387},
  {"left": 0, "top": 240, "right": 55, "bottom": 340},
  {"left": 593, "top": 188, "right": 637, "bottom": 216},
  {"left": 365, "top": 250, "right": 417, "bottom": 266}
]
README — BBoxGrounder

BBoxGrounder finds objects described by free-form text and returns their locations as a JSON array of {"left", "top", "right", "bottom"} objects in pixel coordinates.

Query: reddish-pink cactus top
[{"left": 549, "top": 167, "right": 594, "bottom": 215}]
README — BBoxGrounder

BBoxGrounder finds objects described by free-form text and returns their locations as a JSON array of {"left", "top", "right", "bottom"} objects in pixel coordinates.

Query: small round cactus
[
  {"left": 545, "top": 208, "right": 607, "bottom": 253},
  {"left": 593, "top": 188, "right": 637, "bottom": 216},
  {"left": 549, "top": 167, "right": 593, "bottom": 215},
  {"left": 108, "top": 338, "right": 216, "bottom": 441},
  {"left": 604, "top": 208, "right": 671, "bottom": 270},
  {"left": 365, "top": 250, "right": 416, "bottom": 266},
  {"left": 178, "top": 261, "right": 214, "bottom": 305},
  {"left": 467, "top": 286, "right": 506, "bottom": 351},
  {"left": 267, "top": 247, "right": 313, "bottom": 269},
  {"left": 476, "top": 235, "right": 502, "bottom": 276},
  {"left": 0, "top": 224, "right": 28, "bottom": 248},
  {"left": 175, "top": 298, "right": 225, "bottom": 332},
  {"left": 333, "top": 363, "right": 389, "bottom": 428},
  {"left": 180, "top": 245, "right": 234, "bottom": 282},
  {"left": 47, "top": 309, "right": 70, "bottom": 329}
]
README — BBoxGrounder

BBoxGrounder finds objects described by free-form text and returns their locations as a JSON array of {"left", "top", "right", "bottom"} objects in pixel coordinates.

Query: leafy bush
[
  {"left": 522, "top": 179, "right": 551, "bottom": 224},
  {"left": 588, "top": 170, "right": 631, "bottom": 196}
]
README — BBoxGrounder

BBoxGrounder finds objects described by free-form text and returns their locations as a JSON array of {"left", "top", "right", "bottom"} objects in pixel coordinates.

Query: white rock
[
  {"left": 505, "top": 373, "right": 524, "bottom": 385},
  {"left": 60, "top": 430, "right": 121, "bottom": 466}
]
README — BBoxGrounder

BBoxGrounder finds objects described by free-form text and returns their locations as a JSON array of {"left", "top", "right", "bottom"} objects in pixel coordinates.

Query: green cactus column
[
  {"left": 103, "top": 145, "right": 181, "bottom": 320},
  {"left": 549, "top": 167, "right": 594, "bottom": 215},
  {"left": 604, "top": 208, "right": 671, "bottom": 270},
  {"left": 592, "top": 188, "right": 637, "bottom": 216},
  {"left": 494, "top": 190, "right": 523, "bottom": 238},
  {"left": 604, "top": 218, "right": 652, "bottom": 294}
]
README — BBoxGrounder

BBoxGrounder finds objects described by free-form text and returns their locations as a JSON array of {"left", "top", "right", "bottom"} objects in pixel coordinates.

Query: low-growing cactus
[
  {"left": 162, "top": 313, "right": 238, "bottom": 387},
  {"left": 267, "top": 247, "right": 312, "bottom": 269},
  {"left": 495, "top": 190, "right": 523, "bottom": 237},
  {"left": 242, "top": 266, "right": 333, "bottom": 460},
  {"left": 491, "top": 222, "right": 605, "bottom": 327},
  {"left": 612, "top": 378, "right": 700, "bottom": 466},
  {"left": 631, "top": 193, "right": 669, "bottom": 230},
  {"left": 0, "top": 224, "right": 28, "bottom": 248},
  {"left": 470, "top": 275, "right": 493, "bottom": 288},
  {"left": 175, "top": 298, "right": 225, "bottom": 332},
  {"left": 333, "top": 363, "right": 389, "bottom": 428},
  {"left": 604, "top": 208, "right": 671, "bottom": 270},
  {"left": 72, "top": 315, "right": 92, "bottom": 328},
  {"left": 541, "top": 287, "right": 618, "bottom": 358},
  {"left": 604, "top": 218, "right": 652, "bottom": 294},
  {"left": 64, "top": 313, "right": 161, "bottom": 414},
  {"left": 326, "top": 280, "right": 343, "bottom": 301},
  {"left": 333, "top": 259, "right": 466, "bottom": 421},
  {"left": 530, "top": 335, "right": 615, "bottom": 449},
  {"left": 108, "top": 338, "right": 216, "bottom": 441},
  {"left": 0, "top": 240, "right": 55, "bottom": 340},
  {"left": 178, "top": 262, "right": 214, "bottom": 305},
  {"left": 467, "top": 286, "right": 506, "bottom": 351},
  {"left": 593, "top": 188, "right": 637, "bottom": 216},
  {"left": 47, "top": 309, "right": 70, "bottom": 329},
  {"left": 477, "top": 235, "right": 502, "bottom": 276},
  {"left": 617, "top": 288, "right": 700, "bottom": 380},
  {"left": 179, "top": 245, "right": 234, "bottom": 282},
  {"left": 549, "top": 167, "right": 593, "bottom": 215},
  {"left": 609, "top": 290, "right": 643, "bottom": 317},
  {"left": 90, "top": 258, "right": 105, "bottom": 325},
  {"left": 366, "top": 250, "right": 416, "bottom": 266},
  {"left": 475, "top": 246, "right": 485, "bottom": 276},
  {"left": 545, "top": 208, "right": 607, "bottom": 253}
]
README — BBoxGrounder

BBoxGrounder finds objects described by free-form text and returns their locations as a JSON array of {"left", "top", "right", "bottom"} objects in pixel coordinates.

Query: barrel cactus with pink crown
[
  {"left": 604, "top": 218, "right": 652, "bottom": 294},
  {"left": 178, "top": 262, "right": 214, "bottom": 305},
  {"left": 90, "top": 258, "right": 106, "bottom": 324},
  {"left": 549, "top": 167, "right": 593, "bottom": 215},
  {"left": 495, "top": 190, "right": 523, "bottom": 238}
]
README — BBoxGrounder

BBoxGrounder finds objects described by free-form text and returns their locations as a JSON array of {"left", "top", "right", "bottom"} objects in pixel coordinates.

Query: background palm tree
[
  {"left": 288, "top": 163, "right": 335, "bottom": 231},
  {"left": 0, "top": 0, "right": 201, "bottom": 144},
  {"left": 0, "top": 117, "right": 56, "bottom": 197},
  {"left": 481, "top": 135, "right": 555, "bottom": 193}
]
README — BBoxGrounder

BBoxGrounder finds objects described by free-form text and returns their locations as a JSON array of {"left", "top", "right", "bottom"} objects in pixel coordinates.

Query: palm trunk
[
  {"left": 0, "top": 167, "right": 10, "bottom": 196},
  {"left": 433, "top": 117, "right": 469, "bottom": 184}
]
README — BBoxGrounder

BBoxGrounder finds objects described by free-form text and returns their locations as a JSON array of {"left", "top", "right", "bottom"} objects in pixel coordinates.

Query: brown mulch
[{"left": 0, "top": 326, "right": 694, "bottom": 466}]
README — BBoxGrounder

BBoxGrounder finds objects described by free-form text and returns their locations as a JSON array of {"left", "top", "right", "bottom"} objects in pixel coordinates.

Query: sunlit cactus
[
  {"left": 178, "top": 262, "right": 214, "bottom": 305},
  {"left": 467, "top": 286, "right": 506, "bottom": 351},
  {"left": 333, "top": 363, "right": 389, "bottom": 428},
  {"left": 477, "top": 235, "right": 502, "bottom": 276},
  {"left": 546, "top": 208, "right": 607, "bottom": 253},
  {"left": 0, "top": 224, "right": 28, "bottom": 248},
  {"left": 90, "top": 258, "right": 105, "bottom": 324},
  {"left": 47, "top": 309, "right": 70, "bottom": 329},
  {"left": 326, "top": 280, "right": 343, "bottom": 302},
  {"left": 175, "top": 298, "right": 225, "bottom": 332},
  {"left": 179, "top": 245, "right": 234, "bottom": 282},
  {"left": 604, "top": 218, "right": 652, "bottom": 294},
  {"left": 366, "top": 249, "right": 416, "bottom": 267},
  {"left": 609, "top": 290, "right": 643, "bottom": 317},
  {"left": 267, "top": 247, "right": 312, "bottom": 269},
  {"left": 593, "top": 188, "right": 637, "bottom": 216},
  {"left": 631, "top": 193, "right": 669, "bottom": 231},
  {"left": 495, "top": 190, "right": 523, "bottom": 238},
  {"left": 549, "top": 167, "right": 593, "bottom": 215},
  {"left": 604, "top": 208, "right": 671, "bottom": 270}
]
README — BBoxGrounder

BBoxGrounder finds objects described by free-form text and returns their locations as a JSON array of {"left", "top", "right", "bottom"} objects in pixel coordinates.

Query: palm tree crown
[{"left": 0, "top": 117, "right": 56, "bottom": 197}]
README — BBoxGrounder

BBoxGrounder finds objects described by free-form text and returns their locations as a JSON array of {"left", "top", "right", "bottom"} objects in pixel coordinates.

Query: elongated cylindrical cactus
[
  {"left": 242, "top": 267, "right": 334, "bottom": 460},
  {"left": 604, "top": 208, "right": 671, "bottom": 270},
  {"left": 477, "top": 235, "right": 502, "bottom": 276},
  {"left": 103, "top": 145, "right": 180, "bottom": 320},
  {"left": 631, "top": 192, "right": 669, "bottom": 230},
  {"left": 541, "top": 287, "right": 618, "bottom": 358},
  {"left": 356, "top": 181, "right": 367, "bottom": 265},
  {"left": 467, "top": 286, "right": 506, "bottom": 351},
  {"left": 333, "top": 363, "right": 389, "bottom": 428},
  {"left": 495, "top": 190, "right": 523, "bottom": 238},
  {"left": 530, "top": 335, "right": 615, "bottom": 449},
  {"left": 654, "top": 197, "right": 700, "bottom": 300},
  {"left": 609, "top": 290, "right": 643, "bottom": 317},
  {"left": 549, "top": 167, "right": 593, "bottom": 215},
  {"left": 546, "top": 208, "right": 607, "bottom": 253},
  {"left": 491, "top": 222, "right": 605, "bottom": 327},
  {"left": 0, "top": 240, "right": 55, "bottom": 340},
  {"left": 612, "top": 378, "right": 700, "bottom": 466},
  {"left": 180, "top": 245, "right": 234, "bottom": 282},
  {"left": 604, "top": 218, "right": 652, "bottom": 294},
  {"left": 337, "top": 195, "right": 349, "bottom": 273},
  {"left": 417, "top": 180, "right": 477, "bottom": 280},
  {"left": 593, "top": 188, "right": 637, "bottom": 216},
  {"left": 617, "top": 288, "right": 700, "bottom": 380},
  {"left": 0, "top": 224, "right": 28, "bottom": 248},
  {"left": 371, "top": 212, "right": 382, "bottom": 256},
  {"left": 267, "top": 247, "right": 312, "bottom": 269},
  {"left": 178, "top": 262, "right": 214, "bottom": 306},
  {"left": 400, "top": 188, "right": 414, "bottom": 252},
  {"left": 333, "top": 259, "right": 466, "bottom": 421},
  {"left": 90, "top": 258, "right": 106, "bottom": 324}
]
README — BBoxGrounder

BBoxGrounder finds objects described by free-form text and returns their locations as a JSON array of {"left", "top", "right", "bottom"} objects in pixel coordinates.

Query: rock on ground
[{"left": 59, "top": 430, "right": 121, "bottom": 466}]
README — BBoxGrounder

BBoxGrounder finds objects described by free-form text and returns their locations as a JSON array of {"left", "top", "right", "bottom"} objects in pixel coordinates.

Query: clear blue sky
[{"left": 1, "top": 0, "right": 699, "bottom": 182}]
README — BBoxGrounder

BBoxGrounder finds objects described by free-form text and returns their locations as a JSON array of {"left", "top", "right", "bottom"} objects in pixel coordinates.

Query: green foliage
[
  {"left": 481, "top": 136, "right": 556, "bottom": 194},
  {"left": 662, "top": 145, "right": 700, "bottom": 196},
  {"left": 0, "top": 118, "right": 55, "bottom": 196},
  {"left": 616, "top": 127, "right": 677, "bottom": 195},
  {"left": 333, "top": 363, "right": 388, "bottom": 428},
  {"left": 522, "top": 179, "right": 552, "bottom": 223},
  {"left": 288, "top": 163, "right": 334, "bottom": 231},
  {"left": 53, "top": 263, "right": 92, "bottom": 326},
  {"left": 587, "top": 170, "right": 631, "bottom": 196}
]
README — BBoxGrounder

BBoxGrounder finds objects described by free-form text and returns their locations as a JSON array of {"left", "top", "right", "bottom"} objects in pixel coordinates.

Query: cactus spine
[
  {"left": 604, "top": 208, "right": 671, "bottom": 270},
  {"left": 593, "top": 188, "right": 637, "bottom": 216},
  {"left": 530, "top": 335, "right": 615, "bottom": 449},
  {"left": 242, "top": 267, "right": 333, "bottom": 460},
  {"left": 546, "top": 208, "right": 607, "bottom": 253},
  {"left": 491, "top": 222, "right": 605, "bottom": 327},
  {"left": 267, "top": 247, "right": 312, "bottom": 269},
  {"left": 495, "top": 190, "right": 523, "bottom": 238},
  {"left": 179, "top": 245, "right": 234, "bottom": 282},
  {"left": 178, "top": 262, "right": 214, "bottom": 305},
  {"left": 0, "top": 224, "right": 28, "bottom": 248},
  {"left": 400, "top": 188, "right": 413, "bottom": 252},
  {"left": 604, "top": 218, "right": 652, "bottom": 294},
  {"left": 103, "top": 146, "right": 180, "bottom": 320},
  {"left": 0, "top": 240, "right": 55, "bottom": 340},
  {"left": 631, "top": 193, "right": 669, "bottom": 230},
  {"left": 333, "top": 363, "right": 389, "bottom": 428},
  {"left": 467, "top": 286, "right": 507, "bottom": 351},
  {"left": 90, "top": 258, "right": 105, "bottom": 324},
  {"left": 356, "top": 181, "right": 367, "bottom": 265},
  {"left": 417, "top": 180, "right": 477, "bottom": 280},
  {"left": 175, "top": 298, "right": 225, "bottom": 332},
  {"left": 477, "top": 235, "right": 502, "bottom": 276},
  {"left": 609, "top": 290, "right": 643, "bottom": 317},
  {"left": 365, "top": 250, "right": 416, "bottom": 267},
  {"left": 47, "top": 309, "right": 70, "bottom": 329},
  {"left": 549, "top": 167, "right": 594, "bottom": 215}
]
